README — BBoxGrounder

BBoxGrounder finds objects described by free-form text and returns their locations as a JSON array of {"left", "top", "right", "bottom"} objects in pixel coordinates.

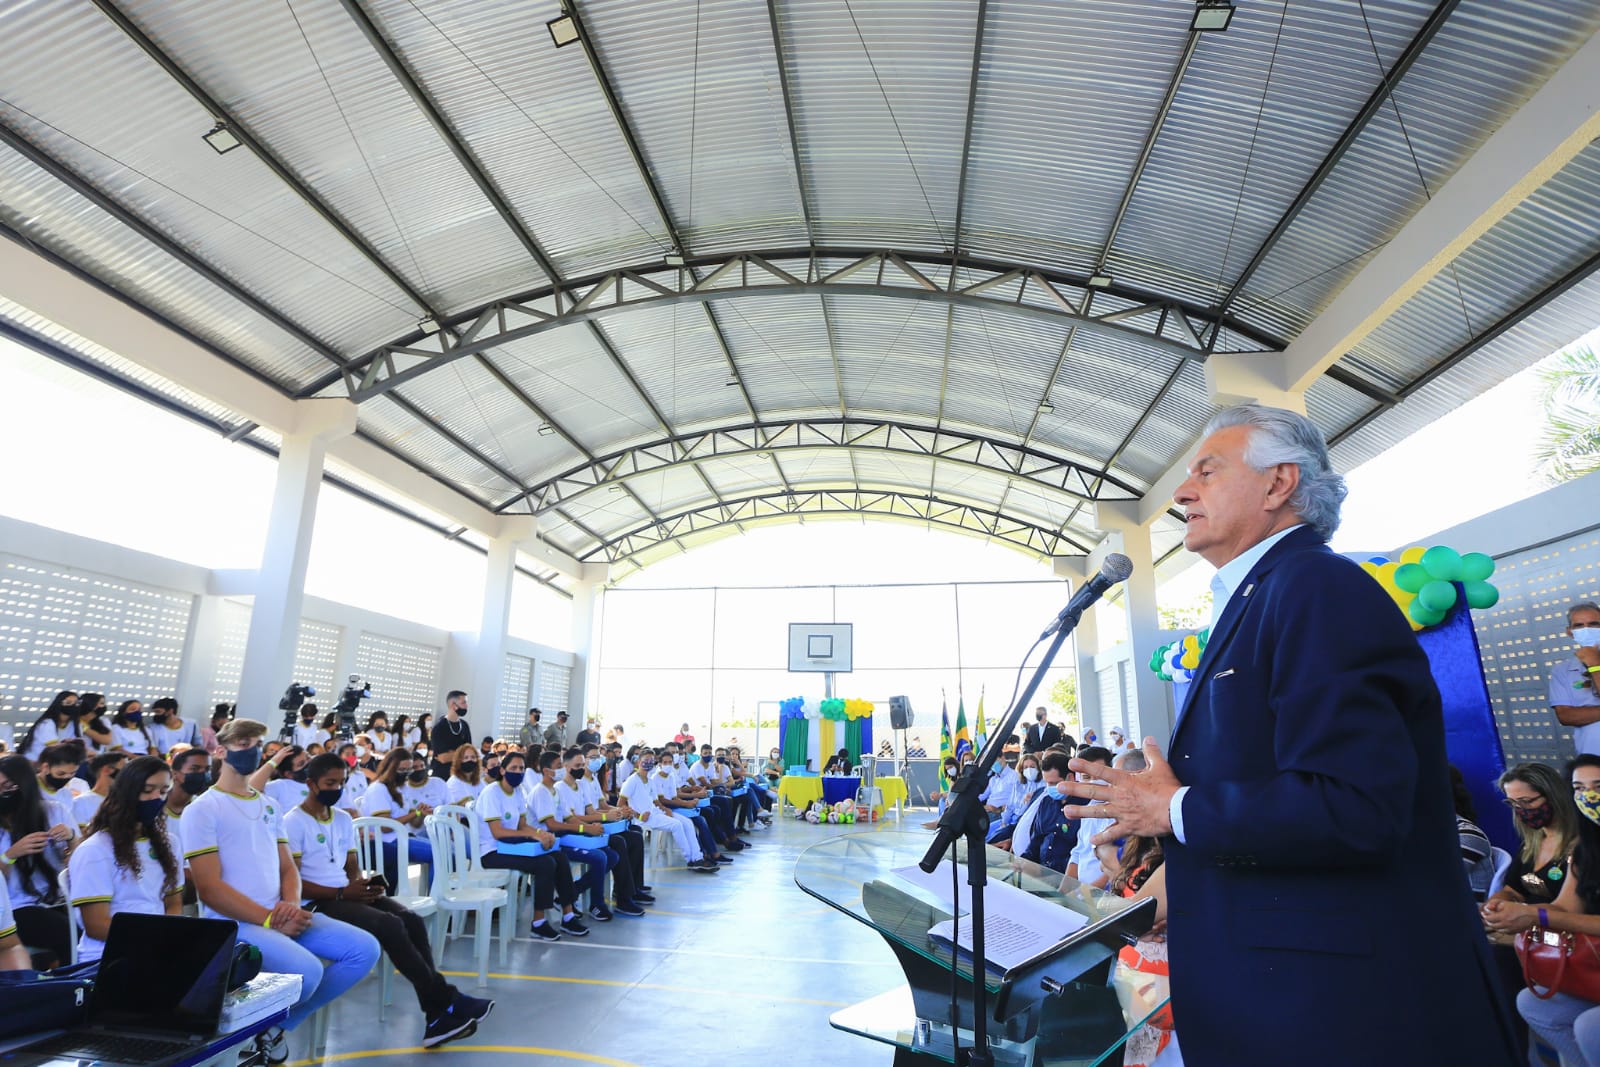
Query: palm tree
[{"left": 1533, "top": 345, "right": 1600, "bottom": 485}]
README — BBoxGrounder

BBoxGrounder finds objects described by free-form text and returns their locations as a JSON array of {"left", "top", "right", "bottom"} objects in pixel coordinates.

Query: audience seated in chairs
[
  {"left": 162, "top": 746, "right": 213, "bottom": 857},
  {"left": 1486, "top": 755, "right": 1600, "bottom": 1066},
  {"left": 532, "top": 749, "right": 640, "bottom": 921},
  {"left": 0, "top": 753, "right": 77, "bottom": 967},
  {"left": 67, "top": 755, "right": 184, "bottom": 963},
  {"left": 474, "top": 749, "right": 587, "bottom": 941},
  {"left": 620, "top": 751, "right": 716, "bottom": 873},
  {"left": 357, "top": 749, "right": 437, "bottom": 887},
  {"left": 183, "top": 717, "right": 380, "bottom": 1064},
  {"left": 987, "top": 752, "right": 1045, "bottom": 845},
  {"left": 285, "top": 753, "right": 492, "bottom": 1048},
  {"left": 995, "top": 750, "right": 1085, "bottom": 874},
  {"left": 20, "top": 692, "right": 83, "bottom": 762}
]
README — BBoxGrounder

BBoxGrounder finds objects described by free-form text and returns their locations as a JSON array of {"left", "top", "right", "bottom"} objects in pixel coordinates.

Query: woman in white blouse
[
  {"left": 19, "top": 692, "right": 80, "bottom": 761},
  {"left": 109, "top": 701, "right": 156, "bottom": 755}
]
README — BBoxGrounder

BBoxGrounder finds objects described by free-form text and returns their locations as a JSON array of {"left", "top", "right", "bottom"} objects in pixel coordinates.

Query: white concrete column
[
  {"left": 569, "top": 569, "right": 607, "bottom": 720},
  {"left": 236, "top": 401, "right": 357, "bottom": 717},
  {"left": 470, "top": 518, "right": 535, "bottom": 742},
  {"left": 1092, "top": 502, "right": 1172, "bottom": 743}
]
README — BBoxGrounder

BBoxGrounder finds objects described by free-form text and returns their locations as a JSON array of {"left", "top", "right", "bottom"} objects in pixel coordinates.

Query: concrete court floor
[{"left": 281, "top": 813, "right": 915, "bottom": 1067}]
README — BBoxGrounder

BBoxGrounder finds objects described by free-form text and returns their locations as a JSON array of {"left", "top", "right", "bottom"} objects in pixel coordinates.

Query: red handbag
[{"left": 1516, "top": 926, "right": 1600, "bottom": 1001}]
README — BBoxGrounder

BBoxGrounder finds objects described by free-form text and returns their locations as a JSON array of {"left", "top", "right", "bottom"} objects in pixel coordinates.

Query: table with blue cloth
[{"left": 822, "top": 775, "right": 859, "bottom": 805}]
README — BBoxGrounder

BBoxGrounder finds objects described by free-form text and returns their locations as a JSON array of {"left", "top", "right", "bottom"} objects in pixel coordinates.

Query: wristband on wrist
[
  {"left": 1539, "top": 907, "right": 1550, "bottom": 929},
  {"left": 263, "top": 913, "right": 273, "bottom": 929},
  {"left": 0, "top": 852, "right": 13, "bottom": 866},
  {"left": 1588, "top": 665, "right": 1600, "bottom": 674}
]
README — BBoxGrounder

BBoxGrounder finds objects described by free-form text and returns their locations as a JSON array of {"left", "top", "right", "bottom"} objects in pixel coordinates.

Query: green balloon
[
  {"left": 1418, "top": 580, "right": 1458, "bottom": 614},
  {"left": 1464, "top": 580, "right": 1500, "bottom": 610},
  {"left": 1394, "top": 563, "right": 1430, "bottom": 593},
  {"left": 1408, "top": 600, "right": 1447, "bottom": 627},
  {"left": 1149, "top": 649, "right": 1164, "bottom": 671},
  {"left": 1460, "top": 552, "right": 1495, "bottom": 583},
  {"left": 1420, "top": 545, "right": 1463, "bottom": 581}
]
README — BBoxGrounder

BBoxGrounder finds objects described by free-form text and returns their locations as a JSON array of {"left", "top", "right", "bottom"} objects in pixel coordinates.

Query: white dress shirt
[{"left": 1170, "top": 524, "right": 1305, "bottom": 844}]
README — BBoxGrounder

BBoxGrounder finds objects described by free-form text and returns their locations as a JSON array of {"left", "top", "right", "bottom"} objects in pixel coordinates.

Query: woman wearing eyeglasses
[{"left": 1491, "top": 763, "right": 1578, "bottom": 908}]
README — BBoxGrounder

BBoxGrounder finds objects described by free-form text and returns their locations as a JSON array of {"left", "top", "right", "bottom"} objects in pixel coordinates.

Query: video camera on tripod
[
  {"left": 334, "top": 676, "right": 371, "bottom": 741},
  {"left": 278, "top": 682, "right": 316, "bottom": 740}
]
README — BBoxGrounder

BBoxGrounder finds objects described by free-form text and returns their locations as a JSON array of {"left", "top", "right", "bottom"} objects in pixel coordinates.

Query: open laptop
[{"left": 1, "top": 913, "right": 237, "bottom": 1067}]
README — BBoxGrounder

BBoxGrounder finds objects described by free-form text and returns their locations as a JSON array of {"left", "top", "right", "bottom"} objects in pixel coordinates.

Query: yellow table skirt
[
  {"left": 874, "top": 776, "right": 908, "bottom": 813},
  {"left": 778, "top": 775, "right": 824, "bottom": 810}
]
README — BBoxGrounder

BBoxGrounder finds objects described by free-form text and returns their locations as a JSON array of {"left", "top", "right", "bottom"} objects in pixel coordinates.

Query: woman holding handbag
[{"left": 1485, "top": 755, "right": 1600, "bottom": 1064}]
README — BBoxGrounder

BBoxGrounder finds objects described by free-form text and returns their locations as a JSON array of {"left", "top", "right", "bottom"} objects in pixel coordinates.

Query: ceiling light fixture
[
  {"left": 202, "top": 121, "right": 241, "bottom": 155},
  {"left": 608, "top": 485, "right": 625, "bottom": 493},
  {"left": 664, "top": 252, "right": 686, "bottom": 267},
  {"left": 1190, "top": 1, "right": 1236, "bottom": 32},
  {"left": 537, "top": 423, "right": 556, "bottom": 436},
  {"left": 757, "top": 450, "right": 773, "bottom": 458},
  {"left": 1087, "top": 273, "right": 1113, "bottom": 289},
  {"left": 417, "top": 316, "right": 438, "bottom": 335},
  {"left": 1037, "top": 402, "right": 1054, "bottom": 414},
  {"left": 547, "top": 14, "right": 579, "bottom": 47}
]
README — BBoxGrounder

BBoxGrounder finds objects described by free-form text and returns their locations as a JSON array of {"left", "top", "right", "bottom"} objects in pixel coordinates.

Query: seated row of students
[{"left": 19, "top": 691, "right": 230, "bottom": 761}]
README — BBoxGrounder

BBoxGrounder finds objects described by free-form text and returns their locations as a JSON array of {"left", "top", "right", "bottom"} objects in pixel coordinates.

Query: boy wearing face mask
[
  {"left": 553, "top": 747, "right": 648, "bottom": 916},
  {"left": 163, "top": 747, "right": 213, "bottom": 859},
  {"left": 184, "top": 719, "right": 380, "bottom": 1064},
  {"left": 475, "top": 751, "right": 587, "bottom": 940},
  {"left": 620, "top": 752, "right": 716, "bottom": 873},
  {"left": 148, "top": 699, "right": 198, "bottom": 756},
  {"left": 292, "top": 705, "right": 328, "bottom": 751},
  {"left": 284, "top": 754, "right": 492, "bottom": 1048},
  {"left": 37, "top": 742, "right": 90, "bottom": 801},
  {"left": 71, "top": 751, "right": 127, "bottom": 831},
  {"left": 651, "top": 748, "right": 729, "bottom": 865}
]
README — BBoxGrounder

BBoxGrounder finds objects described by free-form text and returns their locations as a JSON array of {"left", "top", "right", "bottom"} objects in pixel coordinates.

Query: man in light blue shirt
[{"left": 1550, "top": 601, "right": 1600, "bottom": 755}]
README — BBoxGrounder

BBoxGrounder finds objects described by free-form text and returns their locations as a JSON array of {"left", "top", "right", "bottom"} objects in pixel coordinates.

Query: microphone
[{"left": 1041, "top": 553, "right": 1134, "bottom": 638}]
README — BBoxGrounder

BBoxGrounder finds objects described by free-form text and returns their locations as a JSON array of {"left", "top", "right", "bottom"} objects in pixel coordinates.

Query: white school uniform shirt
[
  {"left": 265, "top": 778, "right": 311, "bottom": 813},
  {"left": 338, "top": 772, "right": 367, "bottom": 814},
  {"left": 616, "top": 757, "right": 634, "bottom": 783},
  {"left": 402, "top": 727, "right": 422, "bottom": 748},
  {"left": 579, "top": 775, "right": 604, "bottom": 810},
  {"left": 356, "top": 784, "right": 406, "bottom": 840},
  {"left": 181, "top": 787, "right": 286, "bottom": 917},
  {"left": 475, "top": 782, "right": 533, "bottom": 854},
  {"left": 528, "top": 781, "right": 565, "bottom": 831},
  {"left": 151, "top": 718, "right": 199, "bottom": 755},
  {"left": 1, "top": 796, "right": 76, "bottom": 910},
  {"left": 72, "top": 791, "right": 106, "bottom": 830},
  {"left": 292, "top": 723, "right": 329, "bottom": 750},
  {"left": 447, "top": 776, "right": 481, "bottom": 805},
  {"left": 368, "top": 730, "right": 394, "bottom": 755},
  {"left": 554, "top": 778, "right": 592, "bottom": 821},
  {"left": 111, "top": 724, "right": 153, "bottom": 754},
  {"left": 0, "top": 889, "right": 13, "bottom": 941},
  {"left": 652, "top": 768, "right": 681, "bottom": 804},
  {"left": 68, "top": 827, "right": 184, "bottom": 963},
  {"left": 401, "top": 778, "right": 449, "bottom": 835},
  {"left": 1068, "top": 803, "right": 1115, "bottom": 886},
  {"left": 283, "top": 806, "right": 356, "bottom": 904},
  {"left": 24, "top": 719, "right": 62, "bottom": 761},
  {"left": 620, "top": 772, "right": 659, "bottom": 824}
]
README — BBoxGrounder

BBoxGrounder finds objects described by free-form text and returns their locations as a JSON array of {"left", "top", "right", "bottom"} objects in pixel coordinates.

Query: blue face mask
[
  {"left": 224, "top": 746, "right": 262, "bottom": 775},
  {"left": 137, "top": 797, "right": 165, "bottom": 825},
  {"left": 589, "top": 757, "right": 605, "bottom": 773},
  {"left": 503, "top": 771, "right": 525, "bottom": 789},
  {"left": 127, "top": 712, "right": 142, "bottom": 726}
]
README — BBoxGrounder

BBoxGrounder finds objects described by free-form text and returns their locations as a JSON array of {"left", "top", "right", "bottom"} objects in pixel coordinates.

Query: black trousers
[
  {"left": 312, "top": 896, "right": 454, "bottom": 1016},
  {"left": 481, "top": 849, "right": 576, "bottom": 912},
  {"left": 616, "top": 827, "right": 645, "bottom": 885},
  {"left": 15, "top": 904, "right": 70, "bottom": 970}
]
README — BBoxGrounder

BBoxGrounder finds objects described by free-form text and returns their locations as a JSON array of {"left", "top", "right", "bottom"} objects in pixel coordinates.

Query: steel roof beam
[
  {"left": 582, "top": 489, "right": 1094, "bottom": 564},
  {"left": 322, "top": 248, "right": 1278, "bottom": 401},
  {"left": 1217, "top": 0, "right": 1464, "bottom": 313},
  {"left": 493, "top": 417, "right": 1142, "bottom": 516},
  {"left": 90, "top": 0, "right": 436, "bottom": 318}
]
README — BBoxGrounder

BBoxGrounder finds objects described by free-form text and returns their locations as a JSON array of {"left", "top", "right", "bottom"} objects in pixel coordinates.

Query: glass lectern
[{"left": 794, "top": 831, "right": 1167, "bottom": 1067}]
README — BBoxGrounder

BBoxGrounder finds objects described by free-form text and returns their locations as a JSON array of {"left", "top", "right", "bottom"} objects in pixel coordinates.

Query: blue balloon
[{"left": 1367, "top": 555, "right": 1390, "bottom": 565}]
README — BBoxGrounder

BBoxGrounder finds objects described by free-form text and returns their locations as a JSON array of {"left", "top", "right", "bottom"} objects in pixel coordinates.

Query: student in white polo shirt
[
  {"left": 284, "top": 753, "right": 491, "bottom": 1048},
  {"left": 554, "top": 747, "right": 648, "bottom": 916},
  {"left": 183, "top": 718, "right": 379, "bottom": 1064},
  {"left": 162, "top": 747, "right": 213, "bottom": 858},
  {"left": 0, "top": 888, "right": 28, "bottom": 970},
  {"left": 475, "top": 750, "right": 587, "bottom": 940},
  {"left": 652, "top": 748, "right": 729, "bottom": 864},
  {"left": 332, "top": 743, "right": 366, "bottom": 818},
  {"left": 67, "top": 756, "right": 184, "bottom": 963},
  {"left": 355, "top": 750, "right": 436, "bottom": 888},
  {"left": 148, "top": 699, "right": 200, "bottom": 756},
  {"left": 446, "top": 746, "right": 483, "bottom": 805},
  {"left": 292, "top": 705, "right": 329, "bottom": 751},
  {"left": 71, "top": 751, "right": 127, "bottom": 832},
  {"left": 621, "top": 752, "right": 717, "bottom": 873},
  {"left": 264, "top": 747, "right": 312, "bottom": 813},
  {"left": 531, "top": 750, "right": 631, "bottom": 920},
  {"left": 581, "top": 743, "right": 649, "bottom": 891}
]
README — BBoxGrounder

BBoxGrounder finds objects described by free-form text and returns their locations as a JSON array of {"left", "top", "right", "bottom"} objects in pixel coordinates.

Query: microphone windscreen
[{"left": 1100, "top": 552, "right": 1134, "bottom": 584}]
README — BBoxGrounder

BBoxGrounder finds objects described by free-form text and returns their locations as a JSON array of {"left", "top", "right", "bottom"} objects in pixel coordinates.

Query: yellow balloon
[
  {"left": 1400, "top": 546, "right": 1426, "bottom": 565},
  {"left": 1360, "top": 562, "right": 1379, "bottom": 577},
  {"left": 1180, "top": 646, "right": 1200, "bottom": 669}
]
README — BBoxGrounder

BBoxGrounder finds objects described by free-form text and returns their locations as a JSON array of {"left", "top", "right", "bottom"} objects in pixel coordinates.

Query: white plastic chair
[
  {"left": 58, "top": 868, "right": 78, "bottom": 966},
  {"left": 353, "top": 816, "right": 439, "bottom": 1019},
  {"left": 434, "top": 804, "right": 528, "bottom": 937},
  {"left": 423, "top": 813, "right": 511, "bottom": 987},
  {"left": 1488, "top": 845, "right": 1514, "bottom": 898}
]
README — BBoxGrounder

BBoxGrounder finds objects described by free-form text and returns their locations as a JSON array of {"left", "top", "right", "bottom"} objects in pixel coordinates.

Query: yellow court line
[
  {"left": 285, "top": 1046, "right": 638, "bottom": 1067},
  {"left": 437, "top": 969, "right": 848, "bottom": 1008}
]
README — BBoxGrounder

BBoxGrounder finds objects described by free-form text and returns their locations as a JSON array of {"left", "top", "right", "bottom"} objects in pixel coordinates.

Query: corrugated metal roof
[{"left": 2, "top": 0, "right": 1595, "bottom": 568}]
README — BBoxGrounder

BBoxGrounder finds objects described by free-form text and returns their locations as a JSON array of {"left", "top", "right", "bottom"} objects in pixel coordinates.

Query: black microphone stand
[{"left": 918, "top": 602, "right": 1087, "bottom": 1067}]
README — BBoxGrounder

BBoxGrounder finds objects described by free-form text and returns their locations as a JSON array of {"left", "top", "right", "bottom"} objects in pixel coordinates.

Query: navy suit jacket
[{"left": 1164, "top": 527, "right": 1517, "bottom": 1066}]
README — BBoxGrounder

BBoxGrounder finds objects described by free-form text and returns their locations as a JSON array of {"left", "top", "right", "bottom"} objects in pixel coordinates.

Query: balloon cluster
[
  {"left": 1359, "top": 545, "right": 1499, "bottom": 631},
  {"left": 819, "top": 698, "right": 874, "bottom": 721},
  {"left": 1149, "top": 630, "right": 1209, "bottom": 682},
  {"left": 779, "top": 697, "right": 807, "bottom": 720}
]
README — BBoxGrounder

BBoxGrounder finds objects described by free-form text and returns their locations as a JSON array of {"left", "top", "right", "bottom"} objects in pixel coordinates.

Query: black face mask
[
  {"left": 486, "top": 767, "right": 502, "bottom": 782},
  {"left": 408, "top": 770, "right": 429, "bottom": 786},
  {"left": 0, "top": 791, "right": 17, "bottom": 814},
  {"left": 181, "top": 771, "right": 211, "bottom": 797},
  {"left": 46, "top": 775, "right": 74, "bottom": 792},
  {"left": 314, "top": 787, "right": 344, "bottom": 808},
  {"left": 291, "top": 766, "right": 309, "bottom": 782}
]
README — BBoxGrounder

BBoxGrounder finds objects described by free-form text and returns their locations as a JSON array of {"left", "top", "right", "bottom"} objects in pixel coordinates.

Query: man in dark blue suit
[{"left": 1062, "top": 405, "right": 1518, "bottom": 1067}]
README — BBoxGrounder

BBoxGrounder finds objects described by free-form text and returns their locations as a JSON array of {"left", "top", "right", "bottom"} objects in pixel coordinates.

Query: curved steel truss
[
  {"left": 497, "top": 417, "right": 1145, "bottom": 517},
  {"left": 580, "top": 488, "right": 1094, "bottom": 563},
  {"left": 312, "top": 248, "right": 1284, "bottom": 401}
]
